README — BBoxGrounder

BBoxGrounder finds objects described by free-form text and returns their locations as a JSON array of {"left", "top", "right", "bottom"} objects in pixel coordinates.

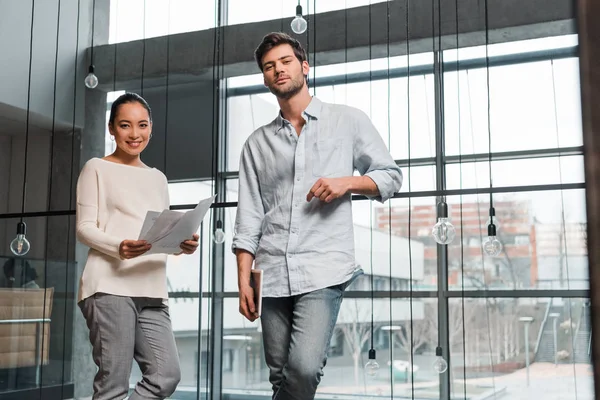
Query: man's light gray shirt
[{"left": 232, "top": 97, "right": 403, "bottom": 297}]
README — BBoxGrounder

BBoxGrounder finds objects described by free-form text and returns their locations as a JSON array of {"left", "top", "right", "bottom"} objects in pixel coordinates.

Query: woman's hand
[
  {"left": 179, "top": 233, "right": 200, "bottom": 255},
  {"left": 119, "top": 240, "right": 151, "bottom": 259}
]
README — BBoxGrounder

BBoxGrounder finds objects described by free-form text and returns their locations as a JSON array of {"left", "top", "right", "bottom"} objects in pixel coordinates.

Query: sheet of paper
[
  {"left": 139, "top": 210, "right": 182, "bottom": 242},
  {"left": 141, "top": 210, "right": 185, "bottom": 244},
  {"left": 250, "top": 269, "right": 263, "bottom": 317},
  {"left": 139, "top": 211, "right": 161, "bottom": 240},
  {"left": 139, "top": 194, "right": 217, "bottom": 255}
]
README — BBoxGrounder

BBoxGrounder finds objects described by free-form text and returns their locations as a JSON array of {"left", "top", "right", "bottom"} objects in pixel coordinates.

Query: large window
[
  {"left": 216, "top": 33, "right": 590, "bottom": 399},
  {"left": 102, "top": 4, "right": 589, "bottom": 395}
]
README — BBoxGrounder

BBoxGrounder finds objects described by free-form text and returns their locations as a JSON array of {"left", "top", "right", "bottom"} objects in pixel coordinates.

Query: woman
[{"left": 76, "top": 92, "right": 198, "bottom": 400}]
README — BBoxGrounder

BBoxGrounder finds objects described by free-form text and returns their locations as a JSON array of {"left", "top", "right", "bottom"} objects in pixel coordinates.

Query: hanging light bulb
[
  {"left": 290, "top": 3, "right": 307, "bottom": 34},
  {"left": 431, "top": 200, "right": 456, "bottom": 245},
  {"left": 213, "top": 220, "right": 225, "bottom": 244},
  {"left": 432, "top": 346, "right": 448, "bottom": 374},
  {"left": 10, "top": 222, "right": 31, "bottom": 256},
  {"left": 483, "top": 222, "right": 502, "bottom": 256},
  {"left": 85, "top": 65, "right": 98, "bottom": 89},
  {"left": 364, "top": 349, "right": 380, "bottom": 377}
]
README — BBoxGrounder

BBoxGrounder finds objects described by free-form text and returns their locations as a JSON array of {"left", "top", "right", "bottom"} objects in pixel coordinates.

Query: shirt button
[
  {"left": 287, "top": 254, "right": 293, "bottom": 258},
  {"left": 296, "top": 177, "right": 301, "bottom": 181}
]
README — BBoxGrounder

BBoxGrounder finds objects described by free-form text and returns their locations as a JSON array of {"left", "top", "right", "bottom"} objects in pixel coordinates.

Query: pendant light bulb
[
  {"left": 213, "top": 220, "right": 225, "bottom": 244},
  {"left": 291, "top": 4, "right": 307, "bottom": 34},
  {"left": 10, "top": 222, "right": 31, "bottom": 256},
  {"left": 432, "top": 201, "right": 456, "bottom": 245},
  {"left": 432, "top": 346, "right": 448, "bottom": 374},
  {"left": 85, "top": 65, "right": 99, "bottom": 89},
  {"left": 483, "top": 222, "right": 502, "bottom": 256},
  {"left": 364, "top": 349, "right": 380, "bottom": 377}
]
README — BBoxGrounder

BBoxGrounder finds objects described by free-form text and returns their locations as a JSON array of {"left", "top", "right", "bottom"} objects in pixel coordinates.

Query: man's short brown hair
[{"left": 254, "top": 32, "right": 307, "bottom": 72}]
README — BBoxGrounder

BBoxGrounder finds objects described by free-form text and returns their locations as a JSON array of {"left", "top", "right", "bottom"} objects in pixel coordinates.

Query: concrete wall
[
  {"left": 92, "top": 0, "right": 576, "bottom": 90},
  {"left": 141, "top": 81, "right": 217, "bottom": 180}
]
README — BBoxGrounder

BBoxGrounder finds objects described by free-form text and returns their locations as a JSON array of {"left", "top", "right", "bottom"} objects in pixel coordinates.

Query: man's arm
[
  {"left": 352, "top": 110, "right": 403, "bottom": 202},
  {"left": 307, "top": 110, "right": 402, "bottom": 203},
  {"left": 232, "top": 142, "right": 264, "bottom": 321},
  {"left": 236, "top": 249, "right": 258, "bottom": 321},
  {"left": 232, "top": 142, "right": 264, "bottom": 254},
  {"left": 306, "top": 175, "right": 378, "bottom": 202}
]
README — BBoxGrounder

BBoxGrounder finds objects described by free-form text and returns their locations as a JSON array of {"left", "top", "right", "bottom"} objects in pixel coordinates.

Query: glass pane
[
  {"left": 445, "top": 189, "right": 588, "bottom": 290},
  {"left": 444, "top": 58, "right": 583, "bottom": 156},
  {"left": 446, "top": 156, "right": 585, "bottom": 190},
  {"left": 109, "top": 0, "right": 217, "bottom": 43},
  {"left": 226, "top": 178, "right": 239, "bottom": 203},
  {"left": 361, "top": 197, "right": 437, "bottom": 290},
  {"left": 168, "top": 181, "right": 216, "bottom": 207},
  {"left": 449, "top": 297, "right": 593, "bottom": 400},
  {"left": 0, "top": 216, "right": 75, "bottom": 392}
]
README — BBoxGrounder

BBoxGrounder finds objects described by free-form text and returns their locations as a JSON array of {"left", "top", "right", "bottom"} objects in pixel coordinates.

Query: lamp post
[
  {"left": 519, "top": 317, "right": 534, "bottom": 386},
  {"left": 549, "top": 313, "right": 560, "bottom": 366}
]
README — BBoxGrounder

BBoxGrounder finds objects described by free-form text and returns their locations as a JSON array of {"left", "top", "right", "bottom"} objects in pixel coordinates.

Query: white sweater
[{"left": 76, "top": 158, "right": 170, "bottom": 302}]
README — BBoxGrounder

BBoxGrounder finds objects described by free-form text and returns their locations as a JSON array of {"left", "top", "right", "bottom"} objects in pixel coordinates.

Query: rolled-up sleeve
[
  {"left": 231, "top": 141, "right": 265, "bottom": 255},
  {"left": 353, "top": 110, "right": 403, "bottom": 203}
]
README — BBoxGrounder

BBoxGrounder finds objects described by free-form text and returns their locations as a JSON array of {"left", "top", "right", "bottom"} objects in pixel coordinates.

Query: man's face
[{"left": 261, "top": 44, "right": 309, "bottom": 100}]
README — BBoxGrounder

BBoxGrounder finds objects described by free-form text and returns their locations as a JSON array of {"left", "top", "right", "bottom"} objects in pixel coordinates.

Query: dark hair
[
  {"left": 108, "top": 92, "right": 153, "bottom": 127},
  {"left": 3, "top": 258, "right": 37, "bottom": 282},
  {"left": 254, "top": 32, "right": 307, "bottom": 72}
]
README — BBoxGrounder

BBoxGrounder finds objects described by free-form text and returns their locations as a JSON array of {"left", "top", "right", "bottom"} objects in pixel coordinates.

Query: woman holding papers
[{"left": 76, "top": 92, "right": 199, "bottom": 400}]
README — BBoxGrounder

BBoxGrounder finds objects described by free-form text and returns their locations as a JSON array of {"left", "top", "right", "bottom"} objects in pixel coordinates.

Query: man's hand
[
  {"left": 306, "top": 177, "right": 350, "bottom": 203},
  {"left": 239, "top": 284, "right": 258, "bottom": 322},
  {"left": 179, "top": 233, "right": 200, "bottom": 255},
  {"left": 119, "top": 240, "right": 151, "bottom": 259}
]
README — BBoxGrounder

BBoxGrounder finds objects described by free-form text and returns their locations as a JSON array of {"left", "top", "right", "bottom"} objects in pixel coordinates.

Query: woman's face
[{"left": 108, "top": 102, "right": 152, "bottom": 157}]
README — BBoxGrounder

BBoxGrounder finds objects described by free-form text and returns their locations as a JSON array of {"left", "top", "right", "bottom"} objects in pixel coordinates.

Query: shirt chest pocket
[{"left": 312, "top": 138, "right": 344, "bottom": 177}]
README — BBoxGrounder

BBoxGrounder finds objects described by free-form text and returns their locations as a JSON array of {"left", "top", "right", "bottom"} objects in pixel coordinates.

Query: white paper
[
  {"left": 139, "top": 210, "right": 182, "bottom": 243},
  {"left": 139, "top": 211, "right": 161, "bottom": 240},
  {"left": 139, "top": 195, "right": 216, "bottom": 255}
]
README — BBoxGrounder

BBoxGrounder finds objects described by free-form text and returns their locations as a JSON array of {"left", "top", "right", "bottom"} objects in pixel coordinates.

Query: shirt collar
[
  {"left": 303, "top": 96, "right": 322, "bottom": 120},
  {"left": 275, "top": 96, "right": 322, "bottom": 133}
]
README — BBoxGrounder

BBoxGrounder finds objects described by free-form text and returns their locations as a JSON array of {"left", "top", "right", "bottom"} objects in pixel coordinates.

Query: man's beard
[{"left": 268, "top": 75, "right": 305, "bottom": 100}]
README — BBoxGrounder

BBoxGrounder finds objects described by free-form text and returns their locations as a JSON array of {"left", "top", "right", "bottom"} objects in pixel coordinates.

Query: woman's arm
[{"left": 75, "top": 161, "right": 123, "bottom": 259}]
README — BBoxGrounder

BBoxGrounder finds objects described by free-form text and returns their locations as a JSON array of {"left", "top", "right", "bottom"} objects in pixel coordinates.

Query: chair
[{"left": 0, "top": 288, "right": 54, "bottom": 386}]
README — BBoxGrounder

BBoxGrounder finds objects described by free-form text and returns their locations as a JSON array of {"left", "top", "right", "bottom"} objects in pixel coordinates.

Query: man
[
  {"left": 232, "top": 32, "right": 402, "bottom": 400},
  {"left": 1, "top": 258, "right": 39, "bottom": 289}
]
